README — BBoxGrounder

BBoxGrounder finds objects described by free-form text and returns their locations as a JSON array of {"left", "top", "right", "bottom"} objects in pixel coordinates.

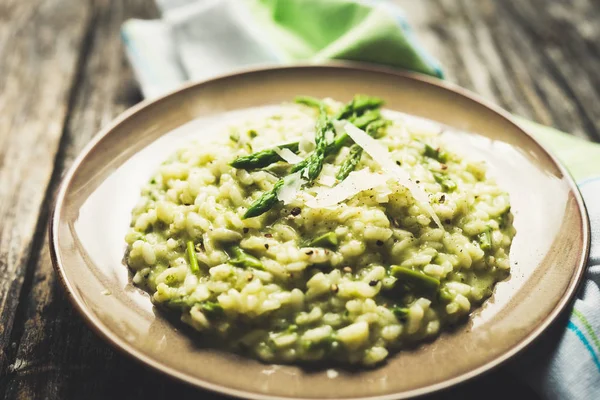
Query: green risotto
[{"left": 125, "top": 96, "right": 515, "bottom": 365}]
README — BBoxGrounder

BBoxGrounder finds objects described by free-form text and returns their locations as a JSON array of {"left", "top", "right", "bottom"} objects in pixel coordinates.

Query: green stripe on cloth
[
  {"left": 573, "top": 308, "right": 600, "bottom": 354},
  {"left": 567, "top": 321, "right": 600, "bottom": 371},
  {"left": 248, "top": 0, "right": 444, "bottom": 78},
  {"left": 515, "top": 117, "right": 600, "bottom": 182}
]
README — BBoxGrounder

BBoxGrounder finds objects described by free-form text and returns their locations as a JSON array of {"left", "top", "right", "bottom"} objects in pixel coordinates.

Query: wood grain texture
[
  {"left": 0, "top": 1, "right": 161, "bottom": 399},
  {"left": 0, "top": 0, "right": 598, "bottom": 399},
  {"left": 397, "top": 0, "right": 600, "bottom": 140},
  {"left": 0, "top": 0, "right": 91, "bottom": 377}
]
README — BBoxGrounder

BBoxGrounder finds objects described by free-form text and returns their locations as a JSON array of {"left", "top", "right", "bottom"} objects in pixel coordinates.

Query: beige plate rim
[{"left": 49, "top": 62, "right": 590, "bottom": 400}]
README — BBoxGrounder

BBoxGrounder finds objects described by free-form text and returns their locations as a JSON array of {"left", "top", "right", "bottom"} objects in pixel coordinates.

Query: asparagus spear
[
  {"left": 244, "top": 107, "right": 333, "bottom": 218},
  {"left": 244, "top": 165, "right": 293, "bottom": 218},
  {"left": 228, "top": 245, "right": 264, "bottom": 269},
  {"left": 303, "top": 105, "right": 333, "bottom": 181},
  {"left": 336, "top": 119, "right": 391, "bottom": 180},
  {"left": 336, "top": 145, "right": 363, "bottom": 181},
  {"left": 230, "top": 142, "right": 300, "bottom": 170},
  {"left": 295, "top": 94, "right": 383, "bottom": 121},
  {"left": 237, "top": 95, "right": 383, "bottom": 174},
  {"left": 349, "top": 109, "right": 382, "bottom": 130},
  {"left": 186, "top": 240, "right": 200, "bottom": 273},
  {"left": 243, "top": 96, "right": 385, "bottom": 218},
  {"left": 289, "top": 112, "right": 381, "bottom": 176},
  {"left": 335, "top": 94, "right": 384, "bottom": 120},
  {"left": 391, "top": 266, "right": 440, "bottom": 296},
  {"left": 295, "top": 96, "right": 327, "bottom": 110}
]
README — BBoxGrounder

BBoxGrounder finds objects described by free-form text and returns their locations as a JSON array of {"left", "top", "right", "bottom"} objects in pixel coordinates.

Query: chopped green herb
[
  {"left": 424, "top": 144, "right": 448, "bottom": 163},
  {"left": 477, "top": 228, "right": 492, "bottom": 251},
  {"left": 433, "top": 172, "right": 457, "bottom": 192},
  {"left": 228, "top": 246, "right": 264, "bottom": 270},
  {"left": 391, "top": 307, "right": 409, "bottom": 321},
  {"left": 167, "top": 297, "right": 192, "bottom": 310},
  {"left": 201, "top": 301, "right": 224, "bottom": 318},
  {"left": 186, "top": 240, "right": 200, "bottom": 273},
  {"left": 391, "top": 266, "right": 440, "bottom": 297},
  {"left": 498, "top": 206, "right": 512, "bottom": 229},
  {"left": 308, "top": 232, "right": 338, "bottom": 249},
  {"left": 438, "top": 287, "right": 454, "bottom": 303}
]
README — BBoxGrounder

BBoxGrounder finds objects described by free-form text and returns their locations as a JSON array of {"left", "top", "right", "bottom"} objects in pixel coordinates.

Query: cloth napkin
[{"left": 120, "top": 0, "right": 600, "bottom": 398}]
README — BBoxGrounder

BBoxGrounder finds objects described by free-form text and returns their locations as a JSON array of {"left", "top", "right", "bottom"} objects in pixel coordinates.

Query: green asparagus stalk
[
  {"left": 336, "top": 119, "right": 391, "bottom": 180},
  {"left": 228, "top": 245, "right": 264, "bottom": 269},
  {"left": 290, "top": 113, "right": 377, "bottom": 175},
  {"left": 295, "top": 94, "right": 383, "bottom": 121},
  {"left": 335, "top": 94, "right": 384, "bottom": 120},
  {"left": 200, "top": 301, "right": 224, "bottom": 318},
  {"left": 295, "top": 96, "right": 327, "bottom": 110},
  {"left": 231, "top": 142, "right": 300, "bottom": 170},
  {"left": 243, "top": 179, "right": 285, "bottom": 218},
  {"left": 186, "top": 240, "right": 200, "bottom": 273},
  {"left": 423, "top": 144, "right": 448, "bottom": 163},
  {"left": 348, "top": 109, "right": 382, "bottom": 130},
  {"left": 239, "top": 95, "right": 383, "bottom": 174},
  {"left": 303, "top": 106, "right": 333, "bottom": 181},
  {"left": 336, "top": 145, "right": 363, "bottom": 180},
  {"left": 244, "top": 106, "right": 333, "bottom": 218},
  {"left": 243, "top": 96, "right": 385, "bottom": 218}
]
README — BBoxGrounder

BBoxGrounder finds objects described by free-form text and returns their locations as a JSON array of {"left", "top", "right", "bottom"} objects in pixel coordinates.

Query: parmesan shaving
[
  {"left": 274, "top": 147, "right": 303, "bottom": 164},
  {"left": 315, "top": 175, "right": 337, "bottom": 187},
  {"left": 306, "top": 169, "right": 387, "bottom": 208},
  {"left": 298, "top": 129, "right": 315, "bottom": 154},
  {"left": 343, "top": 123, "right": 443, "bottom": 228},
  {"left": 277, "top": 171, "right": 305, "bottom": 205}
]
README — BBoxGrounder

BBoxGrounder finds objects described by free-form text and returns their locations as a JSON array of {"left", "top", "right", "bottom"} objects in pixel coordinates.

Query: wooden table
[{"left": 1, "top": 0, "right": 598, "bottom": 398}]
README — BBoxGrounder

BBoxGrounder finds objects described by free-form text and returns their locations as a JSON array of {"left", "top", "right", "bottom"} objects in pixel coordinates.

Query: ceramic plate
[{"left": 50, "top": 65, "right": 589, "bottom": 400}]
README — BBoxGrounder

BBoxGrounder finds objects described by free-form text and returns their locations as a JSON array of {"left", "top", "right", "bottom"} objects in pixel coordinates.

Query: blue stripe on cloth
[
  {"left": 577, "top": 176, "right": 600, "bottom": 188},
  {"left": 567, "top": 320, "right": 600, "bottom": 372}
]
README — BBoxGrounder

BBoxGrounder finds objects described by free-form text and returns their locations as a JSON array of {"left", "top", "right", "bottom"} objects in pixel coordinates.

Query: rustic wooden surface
[{"left": 0, "top": 0, "right": 598, "bottom": 399}]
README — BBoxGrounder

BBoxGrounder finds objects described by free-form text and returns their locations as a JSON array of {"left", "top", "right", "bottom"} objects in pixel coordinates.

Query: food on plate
[{"left": 124, "top": 95, "right": 515, "bottom": 365}]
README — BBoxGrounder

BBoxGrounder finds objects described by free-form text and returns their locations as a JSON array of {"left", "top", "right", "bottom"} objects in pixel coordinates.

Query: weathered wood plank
[
  {"left": 397, "top": 0, "right": 600, "bottom": 140},
  {"left": 0, "top": 0, "right": 91, "bottom": 377},
  {"left": 0, "top": 0, "right": 187, "bottom": 399}
]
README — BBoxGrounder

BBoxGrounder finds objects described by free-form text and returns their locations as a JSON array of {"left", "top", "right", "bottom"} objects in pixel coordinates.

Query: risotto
[{"left": 124, "top": 96, "right": 515, "bottom": 365}]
